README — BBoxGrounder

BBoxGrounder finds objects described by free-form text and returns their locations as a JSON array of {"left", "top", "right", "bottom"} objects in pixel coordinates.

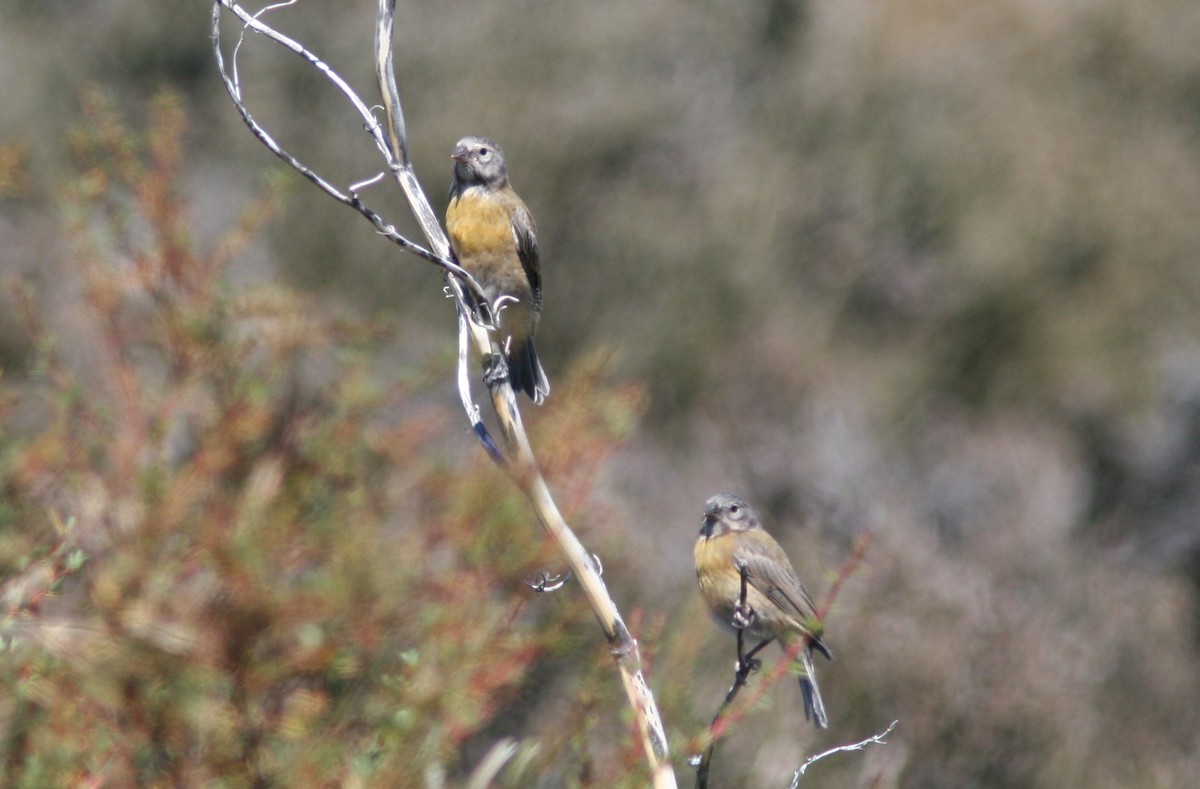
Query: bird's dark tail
[
  {"left": 509, "top": 340, "right": 550, "bottom": 405},
  {"left": 798, "top": 649, "right": 829, "bottom": 729},
  {"left": 811, "top": 633, "right": 834, "bottom": 662}
]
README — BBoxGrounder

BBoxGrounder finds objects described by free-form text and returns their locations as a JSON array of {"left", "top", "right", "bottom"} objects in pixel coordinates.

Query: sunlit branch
[{"left": 789, "top": 720, "right": 899, "bottom": 787}]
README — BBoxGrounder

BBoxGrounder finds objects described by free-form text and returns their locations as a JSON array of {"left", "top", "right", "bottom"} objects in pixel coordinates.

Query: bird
[
  {"left": 446, "top": 135, "right": 550, "bottom": 404},
  {"left": 694, "top": 492, "right": 833, "bottom": 728}
]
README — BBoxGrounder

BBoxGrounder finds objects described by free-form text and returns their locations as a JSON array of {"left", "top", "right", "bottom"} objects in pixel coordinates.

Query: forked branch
[{"left": 209, "top": 0, "right": 490, "bottom": 311}]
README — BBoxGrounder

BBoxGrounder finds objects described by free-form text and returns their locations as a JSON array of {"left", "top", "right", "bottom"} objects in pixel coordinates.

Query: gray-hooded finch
[
  {"left": 446, "top": 136, "right": 550, "bottom": 404},
  {"left": 695, "top": 493, "right": 833, "bottom": 728}
]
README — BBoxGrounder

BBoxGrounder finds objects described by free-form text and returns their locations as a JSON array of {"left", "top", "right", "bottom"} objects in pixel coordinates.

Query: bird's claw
[
  {"left": 492, "top": 294, "right": 519, "bottom": 316},
  {"left": 738, "top": 656, "right": 762, "bottom": 674},
  {"left": 524, "top": 570, "right": 571, "bottom": 593},
  {"left": 483, "top": 352, "right": 509, "bottom": 386},
  {"left": 732, "top": 602, "right": 757, "bottom": 631}
]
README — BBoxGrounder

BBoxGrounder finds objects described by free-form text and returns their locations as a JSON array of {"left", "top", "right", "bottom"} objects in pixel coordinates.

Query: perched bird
[
  {"left": 446, "top": 136, "right": 550, "bottom": 404},
  {"left": 694, "top": 493, "right": 833, "bottom": 728}
]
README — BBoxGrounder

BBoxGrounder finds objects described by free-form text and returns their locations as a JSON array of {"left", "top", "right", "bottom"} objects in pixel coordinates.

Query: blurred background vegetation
[{"left": 2, "top": 1, "right": 1200, "bottom": 786}]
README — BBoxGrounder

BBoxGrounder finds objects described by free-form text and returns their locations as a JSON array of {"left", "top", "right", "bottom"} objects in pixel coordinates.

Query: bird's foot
[
  {"left": 483, "top": 352, "right": 510, "bottom": 387},
  {"left": 737, "top": 655, "right": 762, "bottom": 675},
  {"left": 732, "top": 602, "right": 757, "bottom": 631}
]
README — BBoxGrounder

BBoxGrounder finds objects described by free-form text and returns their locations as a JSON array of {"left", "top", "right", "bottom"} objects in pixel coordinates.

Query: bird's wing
[
  {"left": 511, "top": 204, "right": 542, "bottom": 310},
  {"left": 738, "top": 550, "right": 821, "bottom": 628}
]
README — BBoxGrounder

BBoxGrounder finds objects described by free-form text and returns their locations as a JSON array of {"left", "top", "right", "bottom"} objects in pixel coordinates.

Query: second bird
[
  {"left": 694, "top": 493, "right": 834, "bottom": 728},
  {"left": 446, "top": 136, "right": 550, "bottom": 404}
]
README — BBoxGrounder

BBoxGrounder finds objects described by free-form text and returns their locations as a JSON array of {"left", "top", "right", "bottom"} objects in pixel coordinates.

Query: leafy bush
[{"left": 0, "top": 91, "right": 648, "bottom": 788}]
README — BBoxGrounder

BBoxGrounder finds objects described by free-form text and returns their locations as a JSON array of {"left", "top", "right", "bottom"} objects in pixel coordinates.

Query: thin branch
[
  {"left": 456, "top": 309, "right": 504, "bottom": 463},
  {"left": 789, "top": 721, "right": 899, "bottom": 787},
  {"left": 693, "top": 562, "right": 762, "bottom": 787},
  {"left": 210, "top": 1, "right": 491, "bottom": 310},
  {"left": 815, "top": 532, "right": 871, "bottom": 622}
]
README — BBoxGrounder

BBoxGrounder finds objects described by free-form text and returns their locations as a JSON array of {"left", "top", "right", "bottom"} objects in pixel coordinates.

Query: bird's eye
[
  {"left": 478, "top": 147, "right": 490, "bottom": 157},
  {"left": 729, "top": 504, "right": 740, "bottom": 514}
]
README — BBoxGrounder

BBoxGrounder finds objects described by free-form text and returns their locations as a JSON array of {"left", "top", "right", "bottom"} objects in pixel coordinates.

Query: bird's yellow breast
[
  {"left": 446, "top": 191, "right": 517, "bottom": 262},
  {"left": 446, "top": 188, "right": 536, "bottom": 340},
  {"left": 694, "top": 535, "right": 737, "bottom": 605}
]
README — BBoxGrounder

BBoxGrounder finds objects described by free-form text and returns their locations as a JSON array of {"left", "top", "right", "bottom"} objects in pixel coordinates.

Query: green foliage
[{"left": 0, "top": 92, "right": 648, "bottom": 787}]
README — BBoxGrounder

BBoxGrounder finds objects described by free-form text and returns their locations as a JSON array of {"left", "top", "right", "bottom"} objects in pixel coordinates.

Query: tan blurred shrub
[{"left": 0, "top": 91, "right": 649, "bottom": 788}]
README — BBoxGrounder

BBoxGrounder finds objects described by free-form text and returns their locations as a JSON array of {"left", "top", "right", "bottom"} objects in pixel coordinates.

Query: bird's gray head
[
  {"left": 451, "top": 135, "right": 508, "bottom": 190},
  {"left": 700, "top": 493, "right": 760, "bottom": 539}
]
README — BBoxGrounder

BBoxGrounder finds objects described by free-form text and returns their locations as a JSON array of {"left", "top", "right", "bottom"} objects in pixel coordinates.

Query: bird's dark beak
[
  {"left": 451, "top": 146, "right": 469, "bottom": 163},
  {"left": 700, "top": 511, "right": 719, "bottom": 539}
]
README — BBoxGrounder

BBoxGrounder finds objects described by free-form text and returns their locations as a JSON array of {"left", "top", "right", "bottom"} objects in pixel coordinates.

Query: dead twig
[{"left": 788, "top": 720, "right": 899, "bottom": 787}]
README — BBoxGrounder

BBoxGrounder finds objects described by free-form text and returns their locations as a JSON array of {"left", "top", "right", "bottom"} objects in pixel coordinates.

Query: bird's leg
[
  {"left": 734, "top": 636, "right": 773, "bottom": 679},
  {"left": 732, "top": 559, "right": 756, "bottom": 630},
  {"left": 731, "top": 602, "right": 757, "bottom": 631},
  {"left": 492, "top": 294, "right": 518, "bottom": 315},
  {"left": 743, "top": 638, "right": 772, "bottom": 671},
  {"left": 733, "top": 561, "right": 767, "bottom": 675},
  {"left": 481, "top": 297, "right": 517, "bottom": 388},
  {"left": 457, "top": 283, "right": 495, "bottom": 332}
]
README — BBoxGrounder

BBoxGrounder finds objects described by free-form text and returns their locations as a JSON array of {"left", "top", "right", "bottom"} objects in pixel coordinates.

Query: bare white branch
[
  {"left": 457, "top": 312, "right": 503, "bottom": 463},
  {"left": 210, "top": 1, "right": 491, "bottom": 308},
  {"left": 789, "top": 720, "right": 900, "bottom": 787},
  {"left": 347, "top": 171, "right": 387, "bottom": 194}
]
